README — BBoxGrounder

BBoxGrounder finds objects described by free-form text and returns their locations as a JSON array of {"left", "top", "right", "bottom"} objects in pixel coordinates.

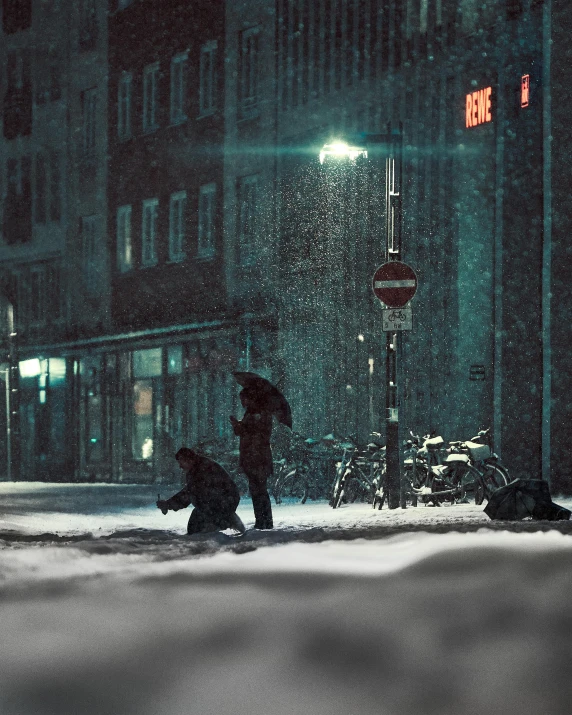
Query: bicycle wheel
[
  {"left": 458, "top": 463, "right": 484, "bottom": 502},
  {"left": 331, "top": 468, "right": 348, "bottom": 509},
  {"left": 371, "top": 464, "right": 386, "bottom": 509},
  {"left": 277, "top": 468, "right": 308, "bottom": 503},
  {"left": 440, "top": 463, "right": 482, "bottom": 503},
  {"left": 344, "top": 476, "right": 373, "bottom": 504},
  {"left": 272, "top": 464, "right": 290, "bottom": 504},
  {"left": 475, "top": 464, "right": 510, "bottom": 505},
  {"left": 330, "top": 460, "right": 347, "bottom": 507},
  {"left": 299, "top": 465, "right": 312, "bottom": 504}
]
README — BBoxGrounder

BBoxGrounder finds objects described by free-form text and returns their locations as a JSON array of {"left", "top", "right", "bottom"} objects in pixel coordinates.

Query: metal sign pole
[
  {"left": 7, "top": 303, "right": 20, "bottom": 482},
  {"left": 368, "top": 129, "right": 410, "bottom": 510},
  {"left": 385, "top": 129, "right": 403, "bottom": 510}
]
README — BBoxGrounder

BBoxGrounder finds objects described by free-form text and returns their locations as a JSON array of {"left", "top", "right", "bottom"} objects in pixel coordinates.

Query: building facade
[
  {"left": 0, "top": 0, "right": 109, "bottom": 480},
  {"left": 229, "top": 0, "right": 561, "bottom": 485},
  {"left": 1, "top": 0, "right": 571, "bottom": 493}
]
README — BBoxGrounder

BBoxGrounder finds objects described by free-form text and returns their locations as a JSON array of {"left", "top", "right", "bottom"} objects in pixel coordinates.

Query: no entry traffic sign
[{"left": 372, "top": 261, "right": 417, "bottom": 308}]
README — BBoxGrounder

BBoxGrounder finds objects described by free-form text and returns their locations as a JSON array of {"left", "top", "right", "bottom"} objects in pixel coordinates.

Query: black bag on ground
[{"left": 484, "top": 478, "right": 571, "bottom": 521}]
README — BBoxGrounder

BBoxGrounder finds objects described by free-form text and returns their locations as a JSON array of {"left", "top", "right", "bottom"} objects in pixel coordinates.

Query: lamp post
[{"left": 320, "top": 129, "right": 405, "bottom": 509}]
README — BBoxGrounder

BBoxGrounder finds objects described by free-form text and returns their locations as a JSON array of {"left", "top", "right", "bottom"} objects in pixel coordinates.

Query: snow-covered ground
[{"left": 1, "top": 481, "right": 572, "bottom": 715}]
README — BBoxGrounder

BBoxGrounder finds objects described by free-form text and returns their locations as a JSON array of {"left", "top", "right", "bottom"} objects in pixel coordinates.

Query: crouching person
[{"left": 157, "top": 447, "right": 245, "bottom": 535}]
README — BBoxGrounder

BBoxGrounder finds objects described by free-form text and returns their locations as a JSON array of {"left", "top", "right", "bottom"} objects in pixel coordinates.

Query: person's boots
[
  {"left": 229, "top": 512, "right": 246, "bottom": 535},
  {"left": 253, "top": 494, "right": 273, "bottom": 530}
]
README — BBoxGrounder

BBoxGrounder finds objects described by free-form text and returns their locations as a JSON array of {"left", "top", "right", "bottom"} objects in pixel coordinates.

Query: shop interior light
[
  {"left": 319, "top": 141, "right": 368, "bottom": 164},
  {"left": 19, "top": 358, "right": 41, "bottom": 378}
]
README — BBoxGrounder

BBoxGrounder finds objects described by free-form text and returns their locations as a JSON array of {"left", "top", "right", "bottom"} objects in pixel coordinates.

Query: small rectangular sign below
[{"left": 382, "top": 307, "right": 412, "bottom": 332}]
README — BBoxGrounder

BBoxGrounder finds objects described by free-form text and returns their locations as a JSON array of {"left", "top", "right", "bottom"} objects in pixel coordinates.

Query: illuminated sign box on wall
[
  {"left": 465, "top": 86, "right": 492, "bottom": 128},
  {"left": 521, "top": 74, "right": 530, "bottom": 108}
]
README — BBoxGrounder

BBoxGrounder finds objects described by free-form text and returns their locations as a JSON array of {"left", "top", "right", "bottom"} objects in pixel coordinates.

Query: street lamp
[
  {"left": 319, "top": 130, "right": 405, "bottom": 509},
  {"left": 319, "top": 141, "right": 368, "bottom": 165}
]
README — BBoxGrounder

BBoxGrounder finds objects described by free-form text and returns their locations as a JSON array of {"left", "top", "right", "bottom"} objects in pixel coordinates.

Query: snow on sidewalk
[{"left": 2, "top": 482, "right": 572, "bottom": 715}]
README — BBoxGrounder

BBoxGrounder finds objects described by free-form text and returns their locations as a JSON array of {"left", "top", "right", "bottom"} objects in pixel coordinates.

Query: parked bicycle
[
  {"left": 403, "top": 427, "right": 510, "bottom": 506},
  {"left": 461, "top": 428, "right": 510, "bottom": 504},
  {"left": 272, "top": 433, "right": 337, "bottom": 504},
  {"left": 403, "top": 433, "right": 481, "bottom": 506},
  {"left": 330, "top": 433, "right": 386, "bottom": 509}
]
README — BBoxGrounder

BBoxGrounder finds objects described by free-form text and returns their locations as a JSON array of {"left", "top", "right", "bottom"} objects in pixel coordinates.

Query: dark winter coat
[
  {"left": 232, "top": 409, "right": 273, "bottom": 476},
  {"left": 165, "top": 454, "right": 240, "bottom": 515}
]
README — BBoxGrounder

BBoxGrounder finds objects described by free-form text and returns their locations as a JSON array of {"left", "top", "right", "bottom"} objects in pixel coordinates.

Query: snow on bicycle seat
[
  {"left": 445, "top": 452, "right": 470, "bottom": 463},
  {"left": 424, "top": 436, "right": 445, "bottom": 449}
]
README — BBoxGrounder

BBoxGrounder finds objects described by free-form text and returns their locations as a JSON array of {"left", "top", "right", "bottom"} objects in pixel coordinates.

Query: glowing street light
[
  {"left": 319, "top": 141, "right": 368, "bottom": 164},
  {"left": 318, "top": 130, "right": 406, "bottom": 510}
]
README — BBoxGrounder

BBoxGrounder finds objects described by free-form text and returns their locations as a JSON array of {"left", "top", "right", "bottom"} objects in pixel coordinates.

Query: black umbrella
[
  {"left": 484, "top": 479, "right": 571, "bottom": 521},
  {"left": 233, "top": 372, "right": 292, "bottom": 429}
]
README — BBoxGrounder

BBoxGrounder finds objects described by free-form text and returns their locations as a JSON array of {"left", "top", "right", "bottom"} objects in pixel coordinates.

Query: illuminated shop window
[{"left": 133, "top": 348, "right": 162, "bottom": 378}]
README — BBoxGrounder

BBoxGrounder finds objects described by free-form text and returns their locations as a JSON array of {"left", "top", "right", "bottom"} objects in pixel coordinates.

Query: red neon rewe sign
[
  {"left": 521, "top": 75, "right": 530, "bottom": 108},
  {"left": 465, "top": 87, "right": 492, "bottom": 128}
]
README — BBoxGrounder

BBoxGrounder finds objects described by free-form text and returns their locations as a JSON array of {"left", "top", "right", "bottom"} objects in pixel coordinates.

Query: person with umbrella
[{"left": 230, "top": 372, "right": 292, "bottom": 530}]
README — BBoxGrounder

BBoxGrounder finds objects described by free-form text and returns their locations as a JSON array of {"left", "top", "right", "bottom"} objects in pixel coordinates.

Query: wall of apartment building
[
  {"left": 66, "top": 0, "right": 110, "bottom": 338},
  {"left": 0, "top": 0, "right": 70, "bottom": 480},
  {"left": 263, "top": 0, "right": 551, "bottom": 467},
  {"left": 108, "top": 0, "right": 227, "bottom": 335},
  {"left": 549, "top": 0, "right": 572, "bottom": 492},
  {"left": 223, "top": 0, "right": 280, "bottom": 389},
  {"left": 102, "top": 0, "right": 239, "bottom": 482},
  {"left": 0, "top": 0, "right": 66, "bottom": 338},
  {"left": 2, "top": 0, "right": 569, "bottom": 491},
  {"left": 0, "top": 0, "right": 110, "bottom": 481}
]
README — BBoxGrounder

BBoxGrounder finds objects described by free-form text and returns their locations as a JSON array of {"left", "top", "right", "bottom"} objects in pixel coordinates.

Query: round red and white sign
[{"left": 372, "top": 261, "right": 417, "bottom": 308}]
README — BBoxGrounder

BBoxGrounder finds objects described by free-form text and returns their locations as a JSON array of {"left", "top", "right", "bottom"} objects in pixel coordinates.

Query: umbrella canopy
[
  {"left": 484, "top": 479, "right": 571, "bottom": 521},
  {"left": 233, "top": 372, "right": 292, "bottom": 429}
]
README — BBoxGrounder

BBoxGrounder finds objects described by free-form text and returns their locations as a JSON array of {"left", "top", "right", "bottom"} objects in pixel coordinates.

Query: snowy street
[{"left": 1, "top": 482, "right": 572, "bottom": 715}]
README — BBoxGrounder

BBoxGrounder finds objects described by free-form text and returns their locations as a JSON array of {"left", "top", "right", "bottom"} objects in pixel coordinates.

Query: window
[
  {"left": 117, "top": 72, "right": 132, "bottom": 139},
  {"left": 199, "top": 41, "right": 217, "bottom": 116},
  {"left": 4, "top": 155, "right": 32, "bottom": 244},
  {"left": 142, "top": 198, "right": 158, "bottom": 266},
  {"left": 117, "top": 204, "right": 132, "bottom": 272},
  {"left": 2, "top": 0, "right": 31, "bottom": 34},
  {"left": 81, "top": 215, "right": 98, "bottom": 294},
  {"left": 168, "top": 191, "right": 186, "bottom": 262},
  {"left": 131, "top": 348, "right": 162, "bottom": 461},
  {"left": 237, "top": 175, "right": 258, "bottom": 264},
  {"left": 4, "top": 49, "right": 32, "bottom": 139},
  {"left": 81, "top": 88, "right": 97, "bottom": 155},
  {"left": 420, "top": 0, "right": 429, "bottom": 32},
  {"left": 198, "top": 183, "right": 216, "bottom": 259},
  {"left": 49, "top": 151, "right": 61, "bottom": 222},
  {"left": 170, "top": 52, "right": 188, "bottom": 124},
  {"left": 167, "top": 345, "right": 183, "bottom": 374},
  {"left": 36, "top": 52, "right": 61, "bottom": 104},
  {"left": 143, "top": 63, "right": 159, "bottom": 132},
  {"left": 239, "top": 27, "right": 260, "bottom": 118},
  {"left": 79, "top": 0, "right": 98, "bottom": 52},
  {"left": 7, "top": 51, "right": 26, "bottom": 93},
  {"left": 34, "top": 152, "right": 60, "bottom": 224},
  {"left": 46, "top": 263, "right": 64, "bottom": 321},
  {"left": 16, "top": 271, "right": 31, "bottom": 330},
  {"left": 506, "top": 0, "right": 523, "bottom": 19},
  {"left": 133, "top": 348, "right": 162, "bottom": 378},
  {"left": 35, "top": 153, "right": 46, "bottom": 224},
  {"left": 29, "top": 268, "right": 45, "bottom": 325}
]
